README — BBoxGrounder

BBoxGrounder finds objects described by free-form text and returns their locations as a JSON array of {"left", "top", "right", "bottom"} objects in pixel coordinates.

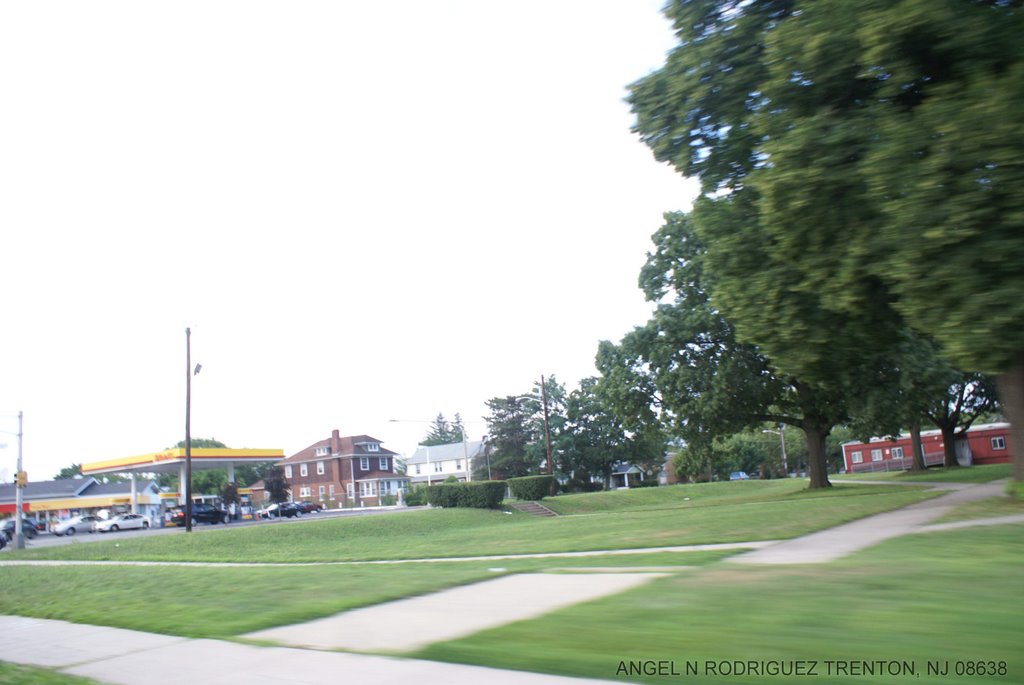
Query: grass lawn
[
  {"left": 833, "top": 463, "right": 1010, "bottom": 483},
  {"left": 0, "top": 663, "right": 101, "bottom": 685},
  {"left": 9, "top": 482, "right": 938, "bottom": 563},
  {"left": 934, "top": 495, "right": 1024, "bottom": 523},
  {"left": 417, "top": 524, "right": 1024, "bottom": 684},
  {"left": 0, "top": 550, "right": 733, "bottom": 639}
]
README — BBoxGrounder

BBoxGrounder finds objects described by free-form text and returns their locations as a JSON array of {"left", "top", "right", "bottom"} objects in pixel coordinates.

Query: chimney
[{"left": 331, "top": 429, "right": 340, "bottom": 455}]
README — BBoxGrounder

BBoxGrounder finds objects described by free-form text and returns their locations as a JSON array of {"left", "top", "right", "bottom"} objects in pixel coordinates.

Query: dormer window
[
  {"left": 366, "top": 443, "right": 380, "bottom": 452},
  {"left": 315, "top": 446, "right": 329, "bottom": 457}
]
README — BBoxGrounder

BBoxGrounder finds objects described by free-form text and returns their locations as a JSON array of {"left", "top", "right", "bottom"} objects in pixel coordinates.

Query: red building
[{"left": 842, "top": 422, "right": 1012, "bottom": 474}]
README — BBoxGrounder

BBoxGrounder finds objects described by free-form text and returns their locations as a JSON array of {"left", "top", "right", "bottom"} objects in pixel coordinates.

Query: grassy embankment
[
  {"left": 0, "top": 481, "right": 940, "bottom": 639},
  {"left": 832, "top": 463, "right": 1010, "bottom": 483}
]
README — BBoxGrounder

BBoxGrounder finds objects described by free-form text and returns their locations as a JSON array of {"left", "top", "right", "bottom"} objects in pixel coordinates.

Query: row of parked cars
[
  {"left": 257, "top": 501, "right": 322, "bottom": 518},
  {"left": 1, "top": 512, "right": 152, "bottom": 541}
]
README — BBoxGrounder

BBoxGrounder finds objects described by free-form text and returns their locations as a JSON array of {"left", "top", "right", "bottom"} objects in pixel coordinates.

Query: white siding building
[{"left": 405, "top": 440, "right": 488, "bottom": 484}]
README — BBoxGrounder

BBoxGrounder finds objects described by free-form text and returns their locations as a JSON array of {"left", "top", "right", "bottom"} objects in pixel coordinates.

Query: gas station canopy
[{"left": 81, "top": 448, "right": 285, "bottom": 476}]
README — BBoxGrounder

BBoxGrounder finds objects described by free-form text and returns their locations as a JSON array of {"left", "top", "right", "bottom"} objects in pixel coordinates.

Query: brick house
[{"left": 278, "top": 430, "right": 408, "bottom": 508}]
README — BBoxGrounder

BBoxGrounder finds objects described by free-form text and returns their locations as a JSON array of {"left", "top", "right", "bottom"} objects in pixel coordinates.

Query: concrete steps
[{"left": 509, "top": 501, "right": 558, "bottom": 517}]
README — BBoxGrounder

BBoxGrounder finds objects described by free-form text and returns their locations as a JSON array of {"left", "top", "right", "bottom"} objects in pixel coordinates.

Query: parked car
[
  {"left": 729, "top": 471, "right": 751, "bottom": 481},
  {"left": 297, "top": 501, "right": 323, "bottom": 514},
  {"left": 168, "top": 502, "right": 230, "bottom": 527},
  {"left": 261, "top": 502, "right": 303, "bottom": 519},
  {"left": 53, "top": 515, "right": 100, "bottom": 536},
  {"left": 2, "top": 517, "right": 40, "bottom": 541},
  {"left": 96, "top": 513, "right": 150, "bottom": 533}
]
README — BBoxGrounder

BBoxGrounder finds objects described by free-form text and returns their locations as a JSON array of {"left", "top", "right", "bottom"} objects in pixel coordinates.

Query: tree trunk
[
  {"left": 940, "top": 423, "right": 958, "bottom": 468},
  {"left": 804, "top": 423, "right": 832, "bottom": 489},
  {"left": 996, "top": 351, "right": 1024, "bottom": 486},
  {"left": 909, "top": 420, "right": 925, "bottom": 471}
]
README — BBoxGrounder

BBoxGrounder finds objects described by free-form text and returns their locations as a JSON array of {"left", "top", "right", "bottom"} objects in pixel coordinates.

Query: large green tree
[
  {"left": 54, "top": 464, "right": 82, "bottom": 480},
  {"left": 860, "top": 0, "right": 1024, "bottom": 481},
  {"left": 628, "top": 0, "right": 1023, "bottom": 483},
  {"left": 597, "top": 212, "right": 856, "bottom": 488},
  {"left": 421, "top": 413, "right": 466, "bottom": 446},
  {"left": 563, "top": 377, "right": 665, "bottom": 490}
]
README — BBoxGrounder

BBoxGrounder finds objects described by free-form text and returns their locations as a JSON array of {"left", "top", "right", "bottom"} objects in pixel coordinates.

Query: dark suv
[
  {"left": 2, "top": 517, "right": 41, "bottom": 541},
  {"left": 169, "top": 503, "right": 230, "bottom": 527}
]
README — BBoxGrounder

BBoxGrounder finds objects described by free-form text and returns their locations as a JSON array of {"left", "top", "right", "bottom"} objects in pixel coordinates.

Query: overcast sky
[{"left": 0, "top": 1, "right": 698, "bottom": 481}]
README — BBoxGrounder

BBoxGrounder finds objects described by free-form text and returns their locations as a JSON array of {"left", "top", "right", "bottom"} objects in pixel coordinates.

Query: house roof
[
  {"left": 406, "top": 440, "right": 486, "bottom": 466},
  {"left": 0, "top": 477, "right": 98, "bottom": 504},
  {"left": 279, "top": 434, "right": 397, "bottom": 466},
  {"left": 0, "top": 478, "right": 160, "bottom": 505},
  {"left": 611, "top": 463, "right": 643, "bottom": 475}
]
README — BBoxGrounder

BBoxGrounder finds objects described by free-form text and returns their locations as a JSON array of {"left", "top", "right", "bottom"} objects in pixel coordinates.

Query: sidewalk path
[
  {"left": 244, "top": 572, "right": 668, "bottom": 652},
  {"left": 730, "top": 480, "right": 1007, "bottom": 565},
  {"left": 0, "top": 540, "right": 775, "bottom": 567},
  {"left": 0, "top": 616, "right": 621, "bottom": 685}
]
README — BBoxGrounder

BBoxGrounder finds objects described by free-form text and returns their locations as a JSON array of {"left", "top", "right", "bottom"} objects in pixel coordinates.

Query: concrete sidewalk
[
  {"left": 0, "top": 615, "right": 622, "bottom": 685},
  {"left": 244, "top": 572, "right": 668, "bottom": 652},
  {"left": 730, "top": 480, "right": 1007, "bottom": 564}
]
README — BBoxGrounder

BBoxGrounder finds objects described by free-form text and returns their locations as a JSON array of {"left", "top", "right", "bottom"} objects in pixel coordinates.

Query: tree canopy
[{"left": 628, "top": 0, "right": 1024, "bottom": 482}]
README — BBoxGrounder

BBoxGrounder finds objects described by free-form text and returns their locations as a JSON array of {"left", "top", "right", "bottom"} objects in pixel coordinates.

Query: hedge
[
  {"left": 427, "top": 480, "right": 506, "bottom": 509},
  {"left": 508, "top": 475, "right": 554, "bottom": 501}
]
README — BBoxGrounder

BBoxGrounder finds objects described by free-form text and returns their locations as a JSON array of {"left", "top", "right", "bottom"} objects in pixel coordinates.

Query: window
[
  {"left": 346, "top": 483, "right": 354, "bottom": 498},
  {"left": 329, "top": 484, "right": 335, "bottom": 499},
  {"left": 318, "top": 485, "right": 325, "bottom": 498},
  {"left": 300, "top": 463, "right": 308, "bottom": 477},
  {"left": 284, "top": 465, "right": 293, "bottom": 478},
  {"left": 315, "top": 446, "right": 328, "bottom": 457},
  {"left": 871, "top": 449, "right": 883, "bottom": 462},
  {"left": 456, "top": 461, "right": 462, "bottom": 470},
  {"left": 379, "top": 457, "right": 388, "bottom": 471},
  {"left": 366, "top": 443, "right": 380, "bottom": 452},
  {"left": 851, "top": 451, "right": 863, "bottom": 464},
  {"left": 434, "top": 461, "right": 443, "bottom": 473},
  {"left": 317, "top": 461, "right": 325, "bottom": 475},
  {"left": 891, "top": 447, "right": 904, "bottom": 459},
  {"left": 415, "top": 464, "right": 421, "bottom": 475},
  {"left": 360, "top": 481, "right": 377, "bottom": 496},
  {"left": 992, "top": 436, "right": 1006, "bottom": 450},
  {"left": 360, "top": 457, "right": 369, "bottom": 470},
  {"left": 299, "top": 486, "right": 311, "bottom": 498}
]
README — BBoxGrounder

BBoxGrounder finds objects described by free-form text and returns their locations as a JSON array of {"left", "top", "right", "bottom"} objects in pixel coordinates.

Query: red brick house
[{"left": 278, "top": 430, "right": 408, "bottom": 508}]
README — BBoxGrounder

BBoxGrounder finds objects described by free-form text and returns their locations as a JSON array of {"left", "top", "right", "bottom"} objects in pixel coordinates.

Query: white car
[
  {"left": 53, "top": 515, "right": 100, "bottom": 536},
  {"left": 96, "top": 513, "right": 150, "bottom": 533}
]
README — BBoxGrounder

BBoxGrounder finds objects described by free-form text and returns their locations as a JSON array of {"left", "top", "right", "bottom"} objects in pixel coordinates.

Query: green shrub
[
  {"left": 427, "top": 483, "right": 459, "bottom": 508},
  {"left": 508, "top": 475, "right": 554, "bottom": 501},
  {"left": 425, "top": 481, "right": 507, "bottom": 508},
  {"left": 460, "top": 481, "right": 507, "bottom": 509},
  {"left": 404, "top": 484, "right": 429, "bottom": 507},
  {"left": 634, "top": 478, "right": 660, "bottom": 488}
]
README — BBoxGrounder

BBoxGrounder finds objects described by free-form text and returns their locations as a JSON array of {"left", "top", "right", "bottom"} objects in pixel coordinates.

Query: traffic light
[{"left": 15, "top": 470, "right": 27, "bottom": 487}]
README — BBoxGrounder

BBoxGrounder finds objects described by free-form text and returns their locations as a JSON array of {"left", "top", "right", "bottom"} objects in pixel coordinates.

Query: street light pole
[
  {"left": 185, "top": 327, "right": 193, "bottom": 533},
  {"left": 763, "top": 423, "right": 788, "bottom": 477},
  {"left": 778, "top": 423, "right": 788, "bottom": 476},
  {"left": 539, "top": 375, "right": 553, "bottom": 478}
]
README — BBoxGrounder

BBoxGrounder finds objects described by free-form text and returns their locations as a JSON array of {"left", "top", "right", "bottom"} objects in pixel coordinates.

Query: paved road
[{"left": 3, "top": 506, "right": 423, "bottom": 551}]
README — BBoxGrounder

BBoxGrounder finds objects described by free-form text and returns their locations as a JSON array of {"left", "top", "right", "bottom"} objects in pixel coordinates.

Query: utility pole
[
  {"left": 14, "top": 411, "right": 24, "bottom": 549},
  {"left": 540, "top": 375, "right": 553, "bottom": 477},
  {"left": 185, "top": 327, "right": 193, "bottom": 533}
]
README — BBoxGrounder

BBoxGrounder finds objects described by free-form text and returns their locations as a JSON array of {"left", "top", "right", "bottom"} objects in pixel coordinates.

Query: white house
[{"left": 405, "top": 440, "right": 487, "bottom": 484}]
